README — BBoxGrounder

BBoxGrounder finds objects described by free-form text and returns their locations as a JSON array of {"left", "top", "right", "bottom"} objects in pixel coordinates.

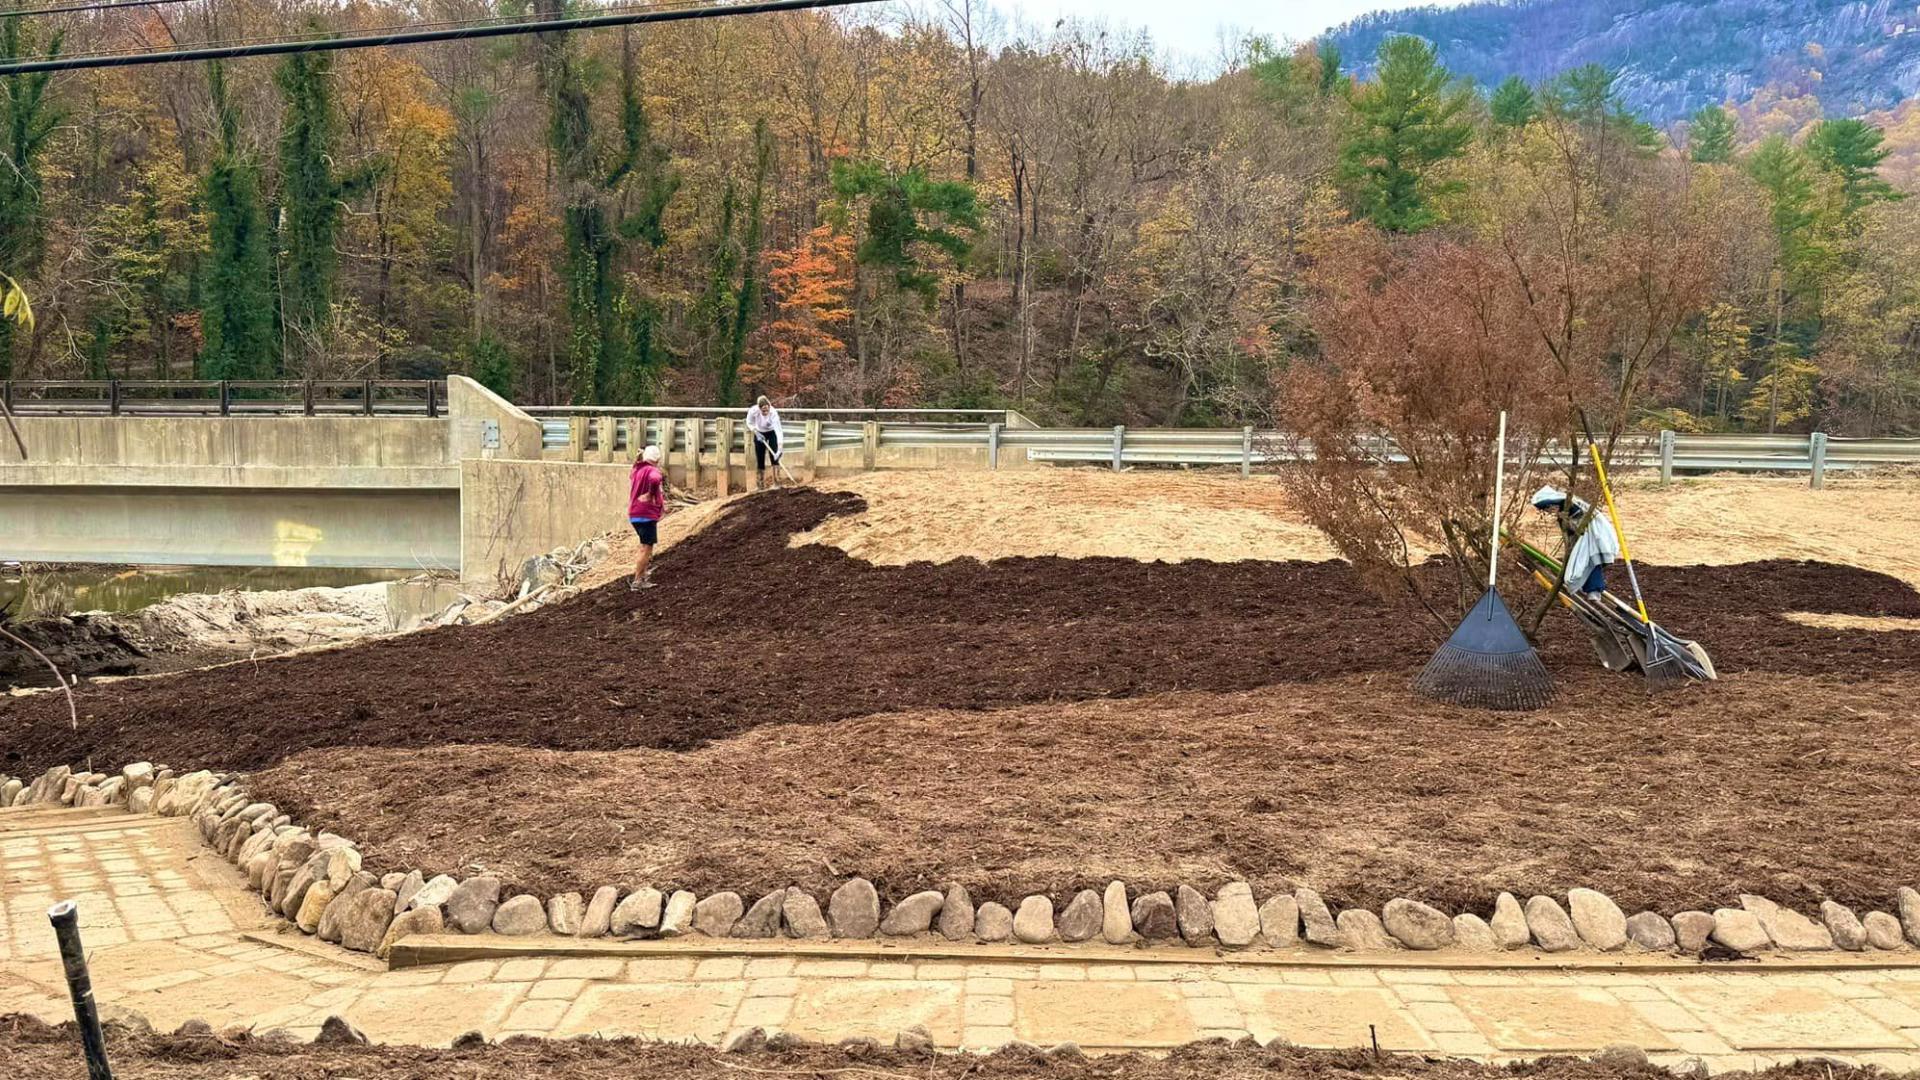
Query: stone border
[{"left": 6, "top": 762, "right": 1920, "bottom": 961}]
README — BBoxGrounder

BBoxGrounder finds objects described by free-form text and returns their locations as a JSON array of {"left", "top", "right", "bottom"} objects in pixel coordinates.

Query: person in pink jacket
[{"left": 628, "top": 445, "right": 667, "bottom": 590}]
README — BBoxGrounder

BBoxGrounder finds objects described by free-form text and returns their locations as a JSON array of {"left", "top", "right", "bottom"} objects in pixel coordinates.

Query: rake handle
[
  {"left": 1586, "top": 441, "right": 1651, "bottom": 626},
  {"left": 1488, "top": 412, "right": 1507, "bottom": 592}
]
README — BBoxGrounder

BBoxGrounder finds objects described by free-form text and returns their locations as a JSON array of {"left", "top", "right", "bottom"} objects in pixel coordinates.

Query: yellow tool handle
[{"left": 1586, "top": 441, "right": 1651, "bottom": 625}]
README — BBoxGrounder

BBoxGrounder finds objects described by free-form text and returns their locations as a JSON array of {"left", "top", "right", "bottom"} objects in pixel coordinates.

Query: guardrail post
[
  {"left": 987, "top": 422, "right": 1002, "bottom": 470},
  {"left": 567, "top": 416, "right": 585, "bottom": 462},
  {"left": 1810, "top": 431, "right": 1828, "bottom": 490},
  {"left": 303, "top": 380, "right": 316, "bottom": 416},
  {"left": 716, "top": 417, "right": 734, "bottom": 496},
  {"left": 862, "top": 420, "right": 878, "bottom": 471},
  {"left": 1658, "top": 429, "right": 1675, "bottom": 486},
  {"left": 362, "top": 378, "right": 375, "bottom": 416},
  {"left": 219, "top": 380, "right": 230, "bottom": 416},
  {"left": 1241, "top": 426, "right": 1254, "bottom": 479},
  {"left": 425, "top": 380, "right": 438, "bottom": 418},
  {"left": 804, "top": 419, "right": 821, "bottom": 481},
  {"left": 686, "top": 419, "right": 702, "bottom": 490},
  {"left": 1112, "top": 425, "right": 1125, "bottom": 471},
  {"left": 596, "top": 416, "right": 616, "bottom": 463},
  {"left": 108, "top": 380, "right": 120, "bottom": 416}
]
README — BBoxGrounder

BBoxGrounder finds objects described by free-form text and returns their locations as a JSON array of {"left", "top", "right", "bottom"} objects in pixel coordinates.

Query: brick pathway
[{"left": 7, "top": 805, "right": 1920, "bottom": 1072}]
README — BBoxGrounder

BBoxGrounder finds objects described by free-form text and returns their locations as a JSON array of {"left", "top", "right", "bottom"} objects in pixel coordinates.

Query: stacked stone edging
[{"left": 7, "top": 762, "right": 1920, "bottom": 960}]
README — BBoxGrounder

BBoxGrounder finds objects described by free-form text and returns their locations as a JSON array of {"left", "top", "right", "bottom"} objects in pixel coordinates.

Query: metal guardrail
[
  {"left": 540, "top": 419, "right": 1919, "bottom": 488},
  {"left": 1, "top": 379, "right": 448, "bottom": 417}
]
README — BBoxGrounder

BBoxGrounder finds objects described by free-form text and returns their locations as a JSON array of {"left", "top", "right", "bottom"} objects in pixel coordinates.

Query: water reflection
[{"left": 1, "top": 564, "right": 411, "bottom": 618}]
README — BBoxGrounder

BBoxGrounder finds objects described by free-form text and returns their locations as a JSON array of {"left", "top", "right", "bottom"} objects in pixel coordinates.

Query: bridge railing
[
  {"left": 538, "top": 420, "right": 1920, "bottom": 487},
  {"left": 1, "top": 379, "right": 449, "bottom": 417}
]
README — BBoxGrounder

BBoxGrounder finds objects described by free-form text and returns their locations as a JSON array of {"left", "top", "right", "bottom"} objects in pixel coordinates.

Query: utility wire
[
  {"left": 1, "top": 0, "right": 192, "bottom": 20},
  {"left": 40, "top": 0, "right": 715, "bottom": 63},
  {"left": 0, "top": 0, "right": 881, "bottom": 74}
]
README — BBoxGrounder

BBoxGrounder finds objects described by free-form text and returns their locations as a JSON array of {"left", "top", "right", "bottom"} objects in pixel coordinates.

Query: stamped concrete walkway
[{"left": 7, "top": 804, "right": 1920, "bottom": 1073}]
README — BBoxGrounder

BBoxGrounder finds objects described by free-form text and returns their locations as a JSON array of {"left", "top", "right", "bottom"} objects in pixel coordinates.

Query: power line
[
  {"left": 0, "top": 0, "right": 881, "bottom": 74},
  {"left": 41, "top": 0, "right": 714, "bottom": 65},
  {"left": 1, "top": 0, "right": 192, "bottom": 20}
]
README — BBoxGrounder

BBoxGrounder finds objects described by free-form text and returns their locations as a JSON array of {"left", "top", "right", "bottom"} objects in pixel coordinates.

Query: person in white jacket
[
  {"left": 744, "top": 395, "right": 782, "bottom": 490},
  {"left": 1530, "top": 485, "right": 1622, "bottom": 597}
]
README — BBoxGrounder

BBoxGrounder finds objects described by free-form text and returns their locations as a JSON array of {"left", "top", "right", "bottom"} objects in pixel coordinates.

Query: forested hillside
[
  {"left": 1327, "top": 0, "right": 1920, "bottom": 123},
  {"left": 1, "top": 2, "right": 1918, "bottom": 434}
]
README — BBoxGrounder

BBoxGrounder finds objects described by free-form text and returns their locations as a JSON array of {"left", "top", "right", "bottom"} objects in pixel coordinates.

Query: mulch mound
[
  {"left": 5, "top": 488, "right": 1917, "bottom": 778},
  {"left": 2, "top": 1014, "right": 1908, "bottom": 1079}
]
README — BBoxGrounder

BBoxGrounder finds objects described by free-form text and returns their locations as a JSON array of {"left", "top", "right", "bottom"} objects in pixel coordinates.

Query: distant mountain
[{"left": 1324, "top": 0, "right": 1920, "bottom": 124}]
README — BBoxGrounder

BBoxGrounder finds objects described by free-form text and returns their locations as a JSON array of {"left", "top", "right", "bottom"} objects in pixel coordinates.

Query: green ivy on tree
[
  {"left": 277, "top": 42, "right": 383, "bottom": 370},
  {"left": 199, "top": 61, "right": 277, "bottom": 382},
  {"left": 0, "top": 10, "right": 61, "bottom": 378}
]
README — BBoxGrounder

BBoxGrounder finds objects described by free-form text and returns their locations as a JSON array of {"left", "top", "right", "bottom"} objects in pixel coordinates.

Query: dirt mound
[
  {"left": 6, "top": 488, "right": 1919, "bottom": 780},
  {"left": 0, "top": 1014, "right": 1905, "bottom": 1079}
]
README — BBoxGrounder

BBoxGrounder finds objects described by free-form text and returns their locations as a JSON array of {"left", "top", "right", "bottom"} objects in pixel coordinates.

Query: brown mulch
[
  {"left": 4, "top": 488, "right": 1917, "bottom": 778},
  {"left": 1, "top": 1015, "right": 1909, "bottom": 1079},
  {"left": 249, "top": 666, "right": 1920, "bottom": 916},
  {"left": 4, "top": 488, "right": 1920, "bottom": 916}
]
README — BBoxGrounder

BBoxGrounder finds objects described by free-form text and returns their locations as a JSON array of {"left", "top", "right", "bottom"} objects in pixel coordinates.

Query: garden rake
[
  {"left": 754, "top": 429, "right": 801, "bottom": 487},
  {"left": 1586, "top": 440, "right": 1689, "bottom": 689},
  {"left": 1412, "top": 412, "right": 1555, "bottom": 711}
]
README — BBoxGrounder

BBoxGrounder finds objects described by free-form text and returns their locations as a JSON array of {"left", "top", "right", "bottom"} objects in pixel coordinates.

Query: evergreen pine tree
[
  {"left": 199, "top": 61, "right": 277, "bottom": 381},
  {"left": 1687, "top": 104, "right": 1736, "bottom": 164},
  {"left": 1805, "top": 118, "right": 1899, "bottom": 217},
  {"left": 1488, "top": 75, "right": 1536, "bottom": 128},
  {"left": 1336, "top": 35, "right": 1475, "bottom": 233}
]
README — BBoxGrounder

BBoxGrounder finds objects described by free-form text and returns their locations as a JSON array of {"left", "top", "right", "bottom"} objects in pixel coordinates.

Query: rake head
[{"left": 1413, "top": 588, "right": 1555, "bottom": 711}]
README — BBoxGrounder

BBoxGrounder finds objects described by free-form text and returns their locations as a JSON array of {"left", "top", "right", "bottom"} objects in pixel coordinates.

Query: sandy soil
[
  {"left": 2, "top": 1015, "right": 1882, "bottom": 1080},
  {"left": 796, "top": 471, "right": 1339, "bottom": 563},
  {"left": 791, "top": 470, "right": 1920, "bottom": 589}
]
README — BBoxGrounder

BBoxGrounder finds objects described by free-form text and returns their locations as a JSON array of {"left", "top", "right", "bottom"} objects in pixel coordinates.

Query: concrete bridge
[
  {"left": 0, "top": 378, "right": 1002, "bottom": 582},
  {"left": 1, "top": 380, "right": 564, "bottom": 581}
]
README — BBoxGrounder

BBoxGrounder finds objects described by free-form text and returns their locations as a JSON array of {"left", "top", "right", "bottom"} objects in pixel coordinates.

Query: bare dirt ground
[
  {"left": 794, "top": 470, "right": 1920, "bottom": 587},
  {"left": 6, "top": 469, "right": 1918, "bottom": 918},
  {"left": 0, "top": 1015, "right": 1901, "bottom": 1080}
]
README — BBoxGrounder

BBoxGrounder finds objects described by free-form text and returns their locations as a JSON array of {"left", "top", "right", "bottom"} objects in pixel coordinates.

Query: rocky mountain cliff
[{"left": 1325, "top": 0, "right": 1920, "bottom": 122}]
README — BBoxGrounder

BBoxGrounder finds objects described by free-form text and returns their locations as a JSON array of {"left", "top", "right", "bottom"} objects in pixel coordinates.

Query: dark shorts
[
  {"left": 631, "top": 518, "right": 658, "bottom": 546},
  {"left": 752, "top": 429, "right": 781, "bottom": 468},
  {"left": 1581, "top": 564, "right": 1606, "bottom": 595}
]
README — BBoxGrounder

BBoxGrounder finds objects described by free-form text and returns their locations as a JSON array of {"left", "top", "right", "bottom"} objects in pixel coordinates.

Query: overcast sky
[{"left": 984, "top": 0, "right": 1469, "bottom": 69}]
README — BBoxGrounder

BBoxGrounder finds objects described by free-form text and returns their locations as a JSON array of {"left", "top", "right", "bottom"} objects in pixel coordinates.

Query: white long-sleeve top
[
  {"left": 745, "top": 404, "right": 780, "bottom": 434},
  {"left": 1562, "top": 499, "right": 1623, "bottom": 590}
]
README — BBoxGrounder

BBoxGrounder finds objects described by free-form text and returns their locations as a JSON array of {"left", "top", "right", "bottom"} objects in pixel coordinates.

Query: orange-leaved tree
[{"left": 743, "top": 225, "right": 854, "bottom": 401}]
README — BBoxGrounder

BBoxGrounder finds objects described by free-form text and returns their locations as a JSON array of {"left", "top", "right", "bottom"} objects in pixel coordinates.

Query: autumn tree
[
  {"left": 1336, "top": 35, "right": 1475, "bottom": 233},
  {"left": 744, "top": 224, "right": 853, "bottom": 400},
  {"left": 1278, "top": 227, "right": 1566, "bottom": 623}
]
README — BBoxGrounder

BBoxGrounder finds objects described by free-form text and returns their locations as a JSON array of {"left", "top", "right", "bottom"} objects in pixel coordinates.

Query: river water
[{"left": 1, "top": 564, "right": 410, "bottom": 618}]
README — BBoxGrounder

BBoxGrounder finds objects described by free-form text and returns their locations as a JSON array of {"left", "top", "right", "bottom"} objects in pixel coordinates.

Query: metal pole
[
  {"left": 1658, "top": 429, "right": 1675, "bottom": 486},
  {"left": 1241, "top": 425, "right": 1254, "bottom": 479},
  {"left": 1810, "top": 431, "right": 1828, "bottom": 490},
  {"left": 987, "top": 422, "right": 1001, "bottom": 470},
  {"left": 1112, "top": 425, "right": 1125, "bottom": 472},
  {"left": 48, "top": 901, "right": 114, "bottom": 1079}
]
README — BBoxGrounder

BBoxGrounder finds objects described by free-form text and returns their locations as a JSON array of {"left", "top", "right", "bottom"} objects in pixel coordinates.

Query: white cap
[
  {"left": 1530, "top": 485, "right": 1567, "bottom": 508},
  {"left": 642, "top": 445, "right": 662, "bottom": 464}
]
